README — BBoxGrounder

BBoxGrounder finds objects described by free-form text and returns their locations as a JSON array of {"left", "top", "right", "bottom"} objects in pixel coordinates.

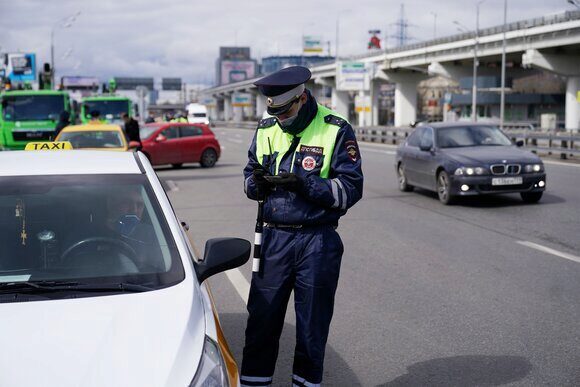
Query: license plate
[{"left": 492, "top": 177, "right": 523, "bottom": 186}]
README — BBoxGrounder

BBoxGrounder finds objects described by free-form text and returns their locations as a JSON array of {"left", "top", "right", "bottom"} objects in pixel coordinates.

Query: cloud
[{"left": 0, "top": 0, "right": 569, "bottom": 85}]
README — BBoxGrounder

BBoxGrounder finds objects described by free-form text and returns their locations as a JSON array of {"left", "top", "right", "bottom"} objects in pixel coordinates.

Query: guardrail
[{"left": 215, "top": 121, "right": 580, "bottom": 159}]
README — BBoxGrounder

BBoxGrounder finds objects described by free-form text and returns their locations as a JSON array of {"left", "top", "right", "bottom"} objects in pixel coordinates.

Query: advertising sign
[
  {"left": 336, "top": 61, "right": 370, "bottom": 91},
  {"left": 354, "top": 94, "right": 371, "bottom": 113},
  {"left": 201, "top": 97, "right": 217, "bottom": 108},
  {"left": 220, "top": 60, "right": 256, "bottom": 85},
  {"left": 303, "top": 35, "right": 324, "bottom": 54},
  {"left": 61, "top": 76, "right": 100, "bottom": 89},
  {"left": 5, "top": 53, "right": 36, "bottom": 82},
  {"left": 232, "top": 92, "right": 252, "bottom": 107}
]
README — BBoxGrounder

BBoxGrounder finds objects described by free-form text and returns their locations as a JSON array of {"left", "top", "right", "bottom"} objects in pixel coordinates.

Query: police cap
[{"left": 254, "top": 66, "right": 311, "bottom": 115}]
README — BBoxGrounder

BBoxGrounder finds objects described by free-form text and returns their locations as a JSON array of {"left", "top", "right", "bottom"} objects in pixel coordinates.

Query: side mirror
[
  {"left": 195, "top": 238, "right": 250, "bottom": 283},
  {"left": 155, "top": 134, "right": 167, "bottom": 142},
  {"left": 515, "top": 140, "right": 524, "bottom": 147},
  {"left": 419, "top": 142, "right": 433, "bottom": 152}
]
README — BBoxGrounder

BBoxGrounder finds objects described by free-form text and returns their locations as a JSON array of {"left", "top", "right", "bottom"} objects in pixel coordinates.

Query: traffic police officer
[{"left": 241, "top": 66, "right": 364, "bottom": 387}]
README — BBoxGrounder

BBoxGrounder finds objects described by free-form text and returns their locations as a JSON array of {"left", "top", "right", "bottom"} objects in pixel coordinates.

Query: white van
[{"left": 186, "top": 103, "right": 210, "bottom": 125}]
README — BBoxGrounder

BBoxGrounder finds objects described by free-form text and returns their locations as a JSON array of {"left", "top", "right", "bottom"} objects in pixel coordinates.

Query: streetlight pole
[
  {"left": 567, "top": 0, "right": 580, "bottom": 9},
  {"left": 472, "top": 0, "right": 487, "bottom": 122},
  {"left": 50, "top": 11, "right": 81, "bottom": 88},
  {"left": 430, "top": 12, "right": 437, "bottom": 39},
  {"left": 500, "top": 0, "right": 508, "bottom": 129}
]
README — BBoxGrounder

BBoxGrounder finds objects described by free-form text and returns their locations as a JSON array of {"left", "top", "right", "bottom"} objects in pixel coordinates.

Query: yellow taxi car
[{"left": 55, "top": 123, "right": 128, "bottom": 151}]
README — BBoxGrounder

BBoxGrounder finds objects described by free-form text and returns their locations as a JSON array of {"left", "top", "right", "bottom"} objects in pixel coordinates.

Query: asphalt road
[{"left": 159, "top": 126, "right": 580, "bottom": 386}]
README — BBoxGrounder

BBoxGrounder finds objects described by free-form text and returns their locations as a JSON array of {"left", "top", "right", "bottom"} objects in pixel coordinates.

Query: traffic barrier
[{"left": 214, "top": 121, "right": 580, "bottom": 159}]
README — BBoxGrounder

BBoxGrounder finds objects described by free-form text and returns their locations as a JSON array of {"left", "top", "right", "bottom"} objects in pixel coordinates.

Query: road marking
[
  {"left": 165, "top": 180, "right": 179, "bottom": 192},
  {"left": 360, "top": 141, "right": 398, "bottom": 150},
  {"left": 220, "top": 146, "right": 226, "bottom": 150},
  {"left": 517, "top": 241, "right": 580, "bottom": 264},
  {"left": 360, "top": 147, "right": 396, "bottom": 155},
  {"left": 224, "top": 268, "right": 250, "bottom": 304},
  {"left": 227, "top": 138, "right": 244, "bottom": 144},
  {"left": 543, "top": 160, "right": 580, "bottom": 169}
]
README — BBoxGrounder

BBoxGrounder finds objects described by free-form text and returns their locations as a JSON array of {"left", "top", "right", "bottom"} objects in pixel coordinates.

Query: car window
[
  {"left": 437, "top": 126, "right": 512, "bottom": 148},
  {"left": 58, "top": 130, "right": 124, "bottom": 149},
  {"left": 180, "top": 126, "right": 203, "bottom": 137},
  {"left": 406, "top": 128, "right": 423, "bottom": 147},
  {"left": 0, "top": 174, "right": 184, "bottom": 298},
  {"left": 164, "top": 126, "right": 179, "bottom": 139},
  {"left": 420, "top": 127, "right": 434, "bottom": 148}
]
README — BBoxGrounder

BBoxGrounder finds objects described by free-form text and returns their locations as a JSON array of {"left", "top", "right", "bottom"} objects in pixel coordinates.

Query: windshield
[
  {"left": 83, "top": 100, "right": 129, "bottom": 120},
  {"left": 0, "top": 174, "right": 184, "bottom": 298},
  {"left": 140, "top": 125, "right": 162, "bottom": 139},
  {"left": 58, "top": 130, "right": 125, "bottom": 149},
  {"left": 1, "top": 95, "right": 65, "bottom": 121},
  {"left": 437, "top": 126, "right": 513, "bottom": 148}
]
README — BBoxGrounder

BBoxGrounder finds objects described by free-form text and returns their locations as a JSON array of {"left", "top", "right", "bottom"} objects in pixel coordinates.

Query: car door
[
  {"left": 402, "top": 128, "right": 423, "bottom": 186},
  {"left": 151, "top": 125, "right": 181, "bottom": 165},
  {"left": 414, "top": 127, "right": 438, "bottom": 189},
  {"left": 177, "top": 125, "right": 204, "bottom": 163}
]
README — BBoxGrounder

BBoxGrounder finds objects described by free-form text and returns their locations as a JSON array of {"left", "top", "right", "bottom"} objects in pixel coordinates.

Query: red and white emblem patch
[{"left": 302, "top": 156, "right": 316, "bottom": 171}]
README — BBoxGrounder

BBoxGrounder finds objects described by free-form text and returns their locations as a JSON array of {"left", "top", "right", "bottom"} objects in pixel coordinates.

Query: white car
[
  {"left": 0, "top": 147, "right": 249, "bottom": 386},
  {"left": 186, "top": 103, "right": 210, "bottom": 125}
]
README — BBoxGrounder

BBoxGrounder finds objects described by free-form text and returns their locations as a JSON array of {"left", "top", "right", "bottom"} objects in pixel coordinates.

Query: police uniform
[{"left": 241, "top": 66, "right": 363, "bottom": 387}]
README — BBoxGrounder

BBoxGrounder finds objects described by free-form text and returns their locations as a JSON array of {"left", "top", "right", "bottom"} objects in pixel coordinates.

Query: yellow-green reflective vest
[{"left": 256, "top": 105, "right": 344, "bottom": 179}]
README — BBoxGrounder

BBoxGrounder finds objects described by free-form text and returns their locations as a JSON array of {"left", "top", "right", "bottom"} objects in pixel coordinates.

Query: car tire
[
  {"left": 172, "top": 163, "right": 183, "bottom": 169},
  {"left": 521, "top": 191, "right": 543, "bottom": 203},
  {"left": 437, "top": 170, "right": 455, "bottom": 205},
  {"left": 397, "top": 163, "right": 413, "bottom": 192},
  {"left": 200, "top": 149, "right": 217, "bottom": 168}
]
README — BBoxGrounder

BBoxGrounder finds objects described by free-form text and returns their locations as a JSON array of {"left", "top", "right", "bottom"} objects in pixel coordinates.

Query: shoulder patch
[
  {"left": 257, "top": 117, "right": 277, "bottom": 129},
  {"left": 324, "top": 114, "right": 347, "bottom": 127}
]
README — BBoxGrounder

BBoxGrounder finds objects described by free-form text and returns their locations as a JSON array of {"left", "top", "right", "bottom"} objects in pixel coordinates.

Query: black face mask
[{"left": 278, "top": 90, "right": 318, "bottom": 136}]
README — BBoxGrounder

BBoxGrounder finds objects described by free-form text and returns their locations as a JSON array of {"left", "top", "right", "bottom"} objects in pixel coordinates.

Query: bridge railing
[{"left": 215, "top": 121, "right": 580, "bottom": 159}]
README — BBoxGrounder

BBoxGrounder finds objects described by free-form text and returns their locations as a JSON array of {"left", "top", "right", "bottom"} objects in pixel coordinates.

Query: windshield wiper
[{"left": 0, "top": 281, "right": 153, "bottom": 293}]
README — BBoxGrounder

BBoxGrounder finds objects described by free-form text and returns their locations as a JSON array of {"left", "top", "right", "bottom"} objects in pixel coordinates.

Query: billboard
[
  {"left": 336, "top": 61, "right": 370, "bottom": 91},
  {"left": 220, "top": 60, "right": 256, "bottom": 85},
  {"left": 232, "top": 92, "right": 252, "bottom": 107},
  {"left": 220, "top": 47, "right": 251, "bottom": 60},
  {"left": 4, "top": 53, "right": 36, "bottom": 82},
  {"left": 303, "top": 36, "right": 324, "bottom": 54},
  {"left": 61, "top": 76, "right": 99, "bottom": 89}
]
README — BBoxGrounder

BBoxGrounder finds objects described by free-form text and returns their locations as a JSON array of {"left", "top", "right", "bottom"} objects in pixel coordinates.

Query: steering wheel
[{"left": 61, "top": 237, "right": 138, "bottom": 264}]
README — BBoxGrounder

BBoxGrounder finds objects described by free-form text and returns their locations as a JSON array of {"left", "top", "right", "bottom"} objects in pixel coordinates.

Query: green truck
[
  {"left": 80, "top": 95, "right": 133, "bottom": 124},
  {"left": 0, "top": 89, "right": 73, "bottom": 150}
]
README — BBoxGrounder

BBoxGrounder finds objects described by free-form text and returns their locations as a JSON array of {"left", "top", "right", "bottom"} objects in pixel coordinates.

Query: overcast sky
[{"left": 0, "top": 0, "right": 572, "bottom": 85}]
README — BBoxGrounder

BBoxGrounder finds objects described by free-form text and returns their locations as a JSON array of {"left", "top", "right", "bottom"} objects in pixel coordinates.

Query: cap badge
[{"left": 267, "top": 97, "right": 273, "bottom": 106}]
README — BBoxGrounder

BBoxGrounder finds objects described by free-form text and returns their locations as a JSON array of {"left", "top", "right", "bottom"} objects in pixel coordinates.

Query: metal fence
[{"left": 215, "top": 121, "right": 580, "bottom": 159}]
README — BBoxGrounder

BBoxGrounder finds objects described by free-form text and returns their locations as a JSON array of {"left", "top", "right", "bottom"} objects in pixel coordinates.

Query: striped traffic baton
[{"left": 252, "top": 198, "right": 265, "bottom": 277}]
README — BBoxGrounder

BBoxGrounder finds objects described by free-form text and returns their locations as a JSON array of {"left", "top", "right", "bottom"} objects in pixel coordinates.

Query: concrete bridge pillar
[
  {"left": 566, "top": 77, "right": 580, "bottom": 131},
  {"left": 331, "top": 88, "right": 350, "bottom": 119},
  {"left": 224, "top": 94, "right": 233, "bottom": 121},
  {"left": 382, "top": 72, "right": 427, "bottom": 127},
  {"left": 522, "top": 49, "right": 580, "bottom": 131},
  {"left": 255, "top": 93, "right": 267, "bottom": 119}
]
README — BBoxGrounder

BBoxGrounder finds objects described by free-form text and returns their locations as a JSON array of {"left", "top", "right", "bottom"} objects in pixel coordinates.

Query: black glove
[
  {"left": 253, "top": 167, "right": 273, "bottom": 198},
  {"left": 272, "top": 172, "right": 303, "bottom": 192}
]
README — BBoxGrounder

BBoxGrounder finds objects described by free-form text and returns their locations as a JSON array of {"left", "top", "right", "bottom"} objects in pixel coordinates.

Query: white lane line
[
  {"left": 360, "top": 147, "right": 396, "bottom": 155},
  {"left": 359, "top": 142, "right": 398, "bottom": 150},
  {"left": 165, "top": 180, "right": 179, "bottom": 192},
  {"left": 224, "top": 268, "right": 250, "bottom": 305},
  {"left": 517, "top": 241, "right": 580, "bottom": 264},
  {"left": 543, "top": 160, "right": 580, "bottom": 169},
  {"left": 227, "top": 138, "right": 244, "bottom": 144},
  {"left": 220, "top": 146, "right": 226, "bottom": 150}
]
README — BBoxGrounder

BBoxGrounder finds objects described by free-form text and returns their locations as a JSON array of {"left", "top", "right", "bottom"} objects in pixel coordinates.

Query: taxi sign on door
[{"left": 24, "top": 141, "right": 73, "bottom": 151}]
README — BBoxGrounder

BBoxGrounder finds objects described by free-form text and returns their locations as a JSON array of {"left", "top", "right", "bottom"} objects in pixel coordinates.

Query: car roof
[
  {"left": 62, "top": 124, "right": 123, "bottom": 132},
  {"left": 0, "top": 150, "right": 142, "bottom": 176}
]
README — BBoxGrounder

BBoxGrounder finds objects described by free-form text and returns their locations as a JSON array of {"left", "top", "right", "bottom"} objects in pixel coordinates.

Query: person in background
[
  {"left": 122, "top": 112, "right": 142, "bottom": 151},
  {"left": 89, "top": 110, "right": 103, "bottom": 123},
  {"left": 54, "top": 111, "right": 71, "bottom": 137}
]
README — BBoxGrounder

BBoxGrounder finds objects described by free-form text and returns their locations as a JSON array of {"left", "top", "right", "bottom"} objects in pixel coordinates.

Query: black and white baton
[{"left": 252, "top": 198, "right": 264, "bottom": 276}]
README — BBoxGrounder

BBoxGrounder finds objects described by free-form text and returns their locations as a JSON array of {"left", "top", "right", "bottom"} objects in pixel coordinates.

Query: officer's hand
[
  {"left": 273, "top": 172, "right": 303, "bottom": 192},
  {"left": 252, "top": 167, "right": 273, "bottom": 198}
]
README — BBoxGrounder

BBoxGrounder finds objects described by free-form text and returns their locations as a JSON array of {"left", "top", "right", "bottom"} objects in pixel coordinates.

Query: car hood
[
  {"left": 0, "top": 281, "right": 205, "bottom": 387},
  {"left": 441, "top": 146, "right": 541, "bottom": 165}
]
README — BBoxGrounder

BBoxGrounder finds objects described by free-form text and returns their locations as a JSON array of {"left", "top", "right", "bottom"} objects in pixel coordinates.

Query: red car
[{"left": 140, "top": 123, "right": 221, "bottom": 168}]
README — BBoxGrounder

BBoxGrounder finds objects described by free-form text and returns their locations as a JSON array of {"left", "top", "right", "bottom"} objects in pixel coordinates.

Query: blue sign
[{"left": 7, "top": 53, "right": 37, "bottom": 82}]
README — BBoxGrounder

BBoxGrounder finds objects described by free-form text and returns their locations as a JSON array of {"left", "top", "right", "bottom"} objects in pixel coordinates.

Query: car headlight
[
  {"left": 190, "top": 336, "right": 229, "bottom": 387},
  {"left": 454, "top": 167, "right": 487, "bottom": 176},
  {"left": 525, "top": 164, "right": 543, "bottom": 173}
]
